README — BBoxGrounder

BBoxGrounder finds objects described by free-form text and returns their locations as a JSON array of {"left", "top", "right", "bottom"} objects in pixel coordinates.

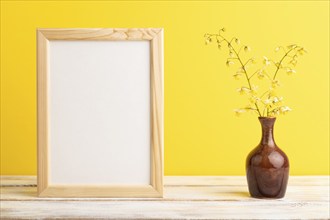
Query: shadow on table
[
  {"left": 214, "top": 191, "right": 250, "bottom": 198},
  {"left": 229, "top": 191, "right": 250, "bottom": 197}
]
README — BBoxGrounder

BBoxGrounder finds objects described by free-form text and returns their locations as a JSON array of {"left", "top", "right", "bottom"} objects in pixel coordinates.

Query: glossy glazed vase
[{"left": 246, "top": 117, "right": 289, "bottom": 199}]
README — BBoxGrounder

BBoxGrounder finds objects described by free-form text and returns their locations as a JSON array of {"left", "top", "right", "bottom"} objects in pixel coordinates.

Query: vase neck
[{"left": 259, "top": 117, "right": 276, "bottom": 146}]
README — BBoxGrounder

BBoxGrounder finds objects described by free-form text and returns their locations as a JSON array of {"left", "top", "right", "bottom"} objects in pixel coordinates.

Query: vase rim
[{"left": 258, "top": 116, "right": 276, "bottom": 119}]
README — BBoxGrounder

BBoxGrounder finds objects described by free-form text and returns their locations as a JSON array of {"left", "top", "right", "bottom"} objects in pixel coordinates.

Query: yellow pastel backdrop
[{"left": 1, "top": 1, "right": 329, "bottom": 175}]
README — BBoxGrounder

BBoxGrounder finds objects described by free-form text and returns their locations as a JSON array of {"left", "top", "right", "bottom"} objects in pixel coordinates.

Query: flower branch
[{"left": 205, "top": 28, "right": 306, "bottom": 118}]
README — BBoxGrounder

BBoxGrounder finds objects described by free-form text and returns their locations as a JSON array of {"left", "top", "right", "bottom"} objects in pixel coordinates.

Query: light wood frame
[{"left": 37, "top": 28, "right": 163, "bottom": 197}]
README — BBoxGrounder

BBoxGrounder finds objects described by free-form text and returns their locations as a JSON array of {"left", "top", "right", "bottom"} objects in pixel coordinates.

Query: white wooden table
[{"left": 1, "top": 176, "right": 329, "bottom": 219}]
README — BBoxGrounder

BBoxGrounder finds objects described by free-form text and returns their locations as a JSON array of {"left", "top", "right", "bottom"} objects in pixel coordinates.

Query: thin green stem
[
  {"left": 260, "top": 90, "right": 270, "bottom": 99},
  {"left": 265, "top": 47, "right": 297, "bottom": 117},
  {"left": 262, "top": 107, "right": 266, "bottom": 117},
  {"left": 248, "top": 72, "right": 257, "bottom": 80},
  {"left": 220, "top": 38, "right": 262, "bottom": 116},
  {"left": 244, "top": 58, "right": 254, "bottom": 66},
  {"left": 248, "top": 69, "right": 262, "bottom": 80},
  {"left": 238, "top": 46, "right": 244, "bottom": 55},
  {"left": 273, "top": 47, "right": 296, "bottom": 80}
]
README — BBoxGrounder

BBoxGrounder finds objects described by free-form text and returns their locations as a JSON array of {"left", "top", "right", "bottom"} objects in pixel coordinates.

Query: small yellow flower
[
  {"left": 272, "top": 96, "right": 283, "bottom": 106},
  {"left": 251, "top": 85, "right": 258, "bottom": 94},
  {"left": 271, "top": 108, "right": 280, "bottom": 116},
  {"left": 286, "top": 68, "right": 296, "bottom": 75},
  {"left": 289, "top": 59, "right": 297, "bottom": 66},
  {"left": 205, "top": 37, "right": 211, "bottom": 45},
  {"left": 263, "top": 56, "right": 271, "bottom": 66},
  {"left": 226, "top": 60, "right": 235, "bottom": 67},
  {"left": 234, "top": 108, "right": 246, "bottom": 117},
  {"left": 263, "top": 99, "right": 272, "bottom": 107},
  {"left": 271, "top": 80, "right": 281, "bottom": 88},
  {"left": 279, "top": 106, "right": 292, "bottom": 114},
  {"left": 237, "top": 87, "right": 250, "bottom": 95},
  {"left": 257, "top": 69, "right": 265, "bottom": 79},
  {"left": 236, "top": 67, "right": 244, "bottom": 73},
  {"left": 287, "top": 44, "right": 297, "bottom": 49},
  {"left": 229, "top": 51, "right": 235, "bottom": 57},
  {"left": 249, "top": 96, "right": 261, "bottom": 104},
  {"left": 298, "top": 48, "right": 307, "bottom": 55},
  {"left": 235, "top": 38, "right": 240, "bottom": 45},
  {"left": 274, "top": 46, "right": 280, "bottom": 52},
  {"left": 244, "top": 46, "right": 251, "bottom": 52},
  {"left": 233, "top": 73, "right": 242, "bottom": 80}
]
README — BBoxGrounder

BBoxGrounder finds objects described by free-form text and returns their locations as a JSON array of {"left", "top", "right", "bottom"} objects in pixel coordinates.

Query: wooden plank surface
[{"left": 1, "top": 176, "right": 329, "bottom": 219}]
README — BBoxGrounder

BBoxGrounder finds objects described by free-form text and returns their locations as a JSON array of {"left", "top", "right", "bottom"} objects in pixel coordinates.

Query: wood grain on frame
[
  {"left": 40, "top": 28, "right": 162, "bottom": 40},
  {"left": 37, "top": 31, "right": 49, "bottom": 196},
  {"left": 37, "top": 28, "right": 163, "bottom": 197}
]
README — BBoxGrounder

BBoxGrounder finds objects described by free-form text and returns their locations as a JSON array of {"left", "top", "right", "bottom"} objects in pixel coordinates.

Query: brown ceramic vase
[{"left": 246, "top": 117, "right": 289, "bottom": 199}]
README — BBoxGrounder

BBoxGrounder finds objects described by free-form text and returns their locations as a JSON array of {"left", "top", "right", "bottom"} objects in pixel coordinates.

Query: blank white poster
[{"left": 48, "top": 40, "right": 151, "bottom": 185}]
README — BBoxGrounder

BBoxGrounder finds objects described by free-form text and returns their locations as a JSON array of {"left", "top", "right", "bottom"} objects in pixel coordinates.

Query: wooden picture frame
[{"left": 37, "top": 28, "right": 163, "bottom": 197}]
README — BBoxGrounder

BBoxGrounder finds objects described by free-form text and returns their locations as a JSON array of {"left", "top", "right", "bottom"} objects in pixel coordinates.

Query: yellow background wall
[{"left": 1, "top": 1, "right": 329, "bottom": 175}]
